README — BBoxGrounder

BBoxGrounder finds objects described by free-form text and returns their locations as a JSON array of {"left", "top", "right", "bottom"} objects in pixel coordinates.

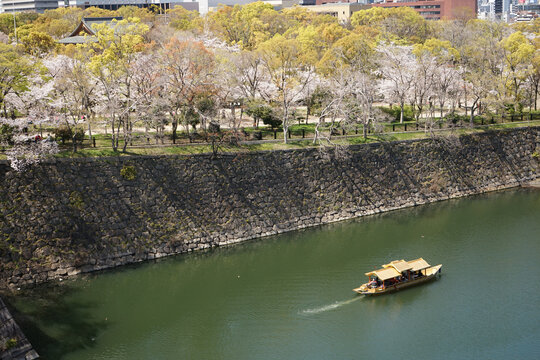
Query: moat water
[{"left": 5, "top": 189, "right": 540, "bottom": 359}]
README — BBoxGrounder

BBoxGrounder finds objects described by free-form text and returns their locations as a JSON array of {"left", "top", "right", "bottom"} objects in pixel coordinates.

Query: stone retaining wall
[{"left": 1, "top": 127, "right": 539, "bottom": 288}]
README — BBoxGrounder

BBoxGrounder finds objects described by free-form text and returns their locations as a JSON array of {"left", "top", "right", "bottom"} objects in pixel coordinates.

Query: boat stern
[{"left": 353, "top": 284, "right": 369, "bottom": 294}]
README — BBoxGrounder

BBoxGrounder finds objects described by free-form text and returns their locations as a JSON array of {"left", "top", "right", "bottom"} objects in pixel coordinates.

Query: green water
[{"left": 5, "top": 189, "right": 540, "bottom": 360}]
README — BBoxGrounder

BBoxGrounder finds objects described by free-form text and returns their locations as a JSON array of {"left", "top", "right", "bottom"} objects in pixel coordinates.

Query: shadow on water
[{"left": 2, "top": 282, "right": 108, "bottom": 360}]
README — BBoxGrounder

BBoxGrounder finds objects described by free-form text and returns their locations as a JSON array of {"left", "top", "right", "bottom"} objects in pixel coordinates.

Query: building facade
[
  {"left": 371, "top": 0, "right": 478, "bottom": 20},
  {"left": 263, "top": 0, "right": 299, "bottom": 10},
  {"left": 0, "top": 0, "right": 206, "bottom": 13},
  {"left": 0, "top": 0, "right": 58, "bottom": 12},
  {"left": 303, "top": 2, "right": 371, "bottom": 22},
  {"left": 59, "top": 0, "right": 204, "bottom": 13},
  {"left": 299, "top": 0, "right": 358, "bottom": 5}
]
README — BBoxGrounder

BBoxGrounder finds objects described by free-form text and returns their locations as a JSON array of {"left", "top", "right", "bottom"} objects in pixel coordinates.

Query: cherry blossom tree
[
  {"left": 131, "top": 53, "right": 168, "bottom": 144},
  {"left": 0, "top": 56, "right": 59, "bottom": 171},
  {"left": 378, "top": 43, "right": 416, "bottom": 124},
  {"left": 258, "top": 34, "right": 315, "bottom": 143},
  {"left": 159, "top": 37, "right": 216, "bottom": 143}
]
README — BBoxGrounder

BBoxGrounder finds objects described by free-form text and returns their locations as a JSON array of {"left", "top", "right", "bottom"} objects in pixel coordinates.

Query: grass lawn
[{"left": 2, "top": 121, "right": 538, "bottom": 161}]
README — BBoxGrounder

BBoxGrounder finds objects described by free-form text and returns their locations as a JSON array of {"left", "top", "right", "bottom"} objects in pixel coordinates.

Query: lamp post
[{"left": 12, "top": 2, "right": 18, "bottom": 44}]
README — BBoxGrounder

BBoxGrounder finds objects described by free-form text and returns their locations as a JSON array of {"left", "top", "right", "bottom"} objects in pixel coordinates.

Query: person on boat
[{"left": 368, "top": 278, "right": 378, "bottom": 288}]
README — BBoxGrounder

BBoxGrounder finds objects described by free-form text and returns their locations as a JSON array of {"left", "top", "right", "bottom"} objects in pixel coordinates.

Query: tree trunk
[
  {"left": 313, "top": 122, "right": 320, "bottom": 144},
  {"left": 283, "top": 117, "right": 288, "bottom": 144},
  {"left": 87, "top": 119, "right": 92, "bottom": 140},
  {"left": 115, "top": 119, "right": 121, "bottom": 150},
  {"left": 111, "top": 117, "right": 117, "bottom": 151},
  {"left": 464, "top": 88, "right": 468, "bottom": 116},
  {"left": 72, "top": 134, "right": 77, "bottom": 153},
  {"left": 283, "top": 101, "right": 289, "bottom": 144},
  {"left": 185, "top": 121, "right": 191, "bottom": 143},
  {"left": 363, "top": 121, "right": 368, "bottom": 139},
  {"left": 470, "top": 100, "right": 477, "bottom": 126},
  {"left": 171, "top": 114, "right": 178, "bottom": 144},
  {"left": 400, "top": 102, "right": 404, "bottom": 124},
  {"left": 535, "top": 82, "right": 538, "bottom": 111},
  {"left": 122, "top": 115, "right": 128, "bottom": 153},
  {"left": 160, "top": 123, "right": 165, "bottom": 144}
]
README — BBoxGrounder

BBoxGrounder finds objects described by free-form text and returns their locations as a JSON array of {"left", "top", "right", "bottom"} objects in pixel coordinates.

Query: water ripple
[{"left": 299, "top": 296, "right": 364, "bottom": 315}]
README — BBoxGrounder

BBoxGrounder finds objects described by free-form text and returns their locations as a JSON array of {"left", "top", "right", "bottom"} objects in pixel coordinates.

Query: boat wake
[{"left": 299, "top": 296, "right": 364, "bottom": 315}]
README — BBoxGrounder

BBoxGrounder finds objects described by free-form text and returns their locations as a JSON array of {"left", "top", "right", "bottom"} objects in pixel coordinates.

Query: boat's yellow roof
[
  {"left": 407, "top": 258, "right": 431, "bottom": 271},
  {"left": 383, "top": 260, "right": 413, "bottom": 272},
  {"left": 364, "top": 258, "right": 432, "bottom": 280},
  {"left": 365, "top": 267, "right": 401, "bottom": 281}
]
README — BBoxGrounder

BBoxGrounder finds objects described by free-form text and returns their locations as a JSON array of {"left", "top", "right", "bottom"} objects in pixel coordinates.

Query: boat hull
[{"left": 353, "top": 264, "right": 442, "bottom": 296}]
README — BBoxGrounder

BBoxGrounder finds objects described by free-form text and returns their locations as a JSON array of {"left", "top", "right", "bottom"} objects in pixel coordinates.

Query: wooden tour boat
[{"left": 353, "top": 258, "right": 442, "bottom": 296}]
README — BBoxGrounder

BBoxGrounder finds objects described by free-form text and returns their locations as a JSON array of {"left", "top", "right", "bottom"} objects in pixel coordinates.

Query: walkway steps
[{"left": 0, "top": 297, "right": 39, "bottom": 360}]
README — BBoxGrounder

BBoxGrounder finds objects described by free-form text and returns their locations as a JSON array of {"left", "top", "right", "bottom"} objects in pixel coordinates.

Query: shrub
[
  {"left": 245, "top": 100, "right": 282, "bottom": 129},
  {"left": 53, "top": 126, "right": 85, "bottom": 144},
  {"left": 69, "top": 191, "right": 84, "bottom": 209},
  {"left": 208, "top": 121, "right": 220, "bottom": 133},
  {"left": 120, "top": 165, "right": 137, "bottom": 180},
  {"left": 379, "top": 105, "right": 414, "bottom": 122},
  {"left": 0, "top": 123, "right": 14, "bottom": 145},
  {"left": 262, "top": 113, "right": 282, "bottom": 129},
  {"left": 444, "top": 113, "right": 468, "bottom": 125},
  {"left": 5, "top": 338, "right": 17, "bottom": 350}
]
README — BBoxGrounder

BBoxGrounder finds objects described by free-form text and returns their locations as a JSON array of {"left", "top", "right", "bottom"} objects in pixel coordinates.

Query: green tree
[
  {"left": 458, "top": 20, "right": 507, "bottom": 120},
  {"left": 206, "top": 2, "right": 278, "bottom": 50},
  {"left": 527, "top": 37, "right": 540, "bottom": 110},
  {"left": 245, "top": 99, "right": 279, "bottom": 128},
  {"left": 500, "top": 31, "right": 535, "bottom": 110},
  {"left": 31, "top": 7, "right": 83, "bottom": 39},
  {"left": 116, "top": 6, "right": 156, "bottom": 23},
  {"left": 20, "top": 31, "right": 56, "bottom": 57},
  {"left": 88, "top": 17, "right": 149, "bottom": 151},
  {"left": 0, "top": 43, "right": 35, "bottom": 117},
  {"left": 0, "top": 12, "right": 39, "bottom": 40},
  {"left": 167, "top": 7, "right": 201, "bottom": 31},
  {"left": 351, "top": 7, "right": 428, "bottom": 44},
  {"left": 318, "top": 32, "right": 376, "bottom": 76},
  {"left": 413, "top": 38, "right": 460, "bottom": 63}
]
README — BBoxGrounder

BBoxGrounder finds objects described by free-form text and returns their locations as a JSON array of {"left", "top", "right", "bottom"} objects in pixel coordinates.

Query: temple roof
[
  {"left": 58, "top": 17, "right": 124, "bottom": 45},
  {"left": 68, "top": 17, "right": 124, "bottom": 37},
  {"left": 57, "top": 36, "right": 98, "bottom": 45}
]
